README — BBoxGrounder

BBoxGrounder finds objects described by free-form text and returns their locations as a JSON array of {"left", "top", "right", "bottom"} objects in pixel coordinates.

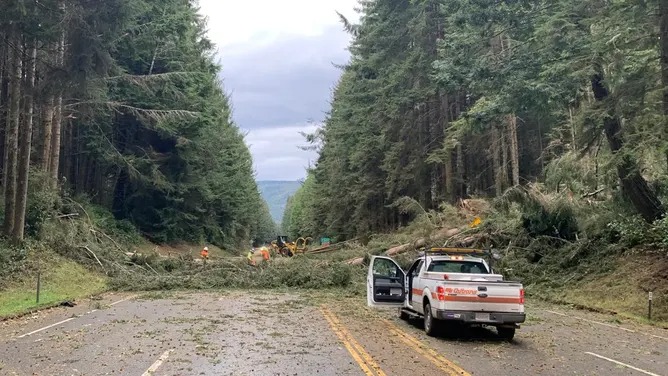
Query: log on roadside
[
  {"left": 342, "top": 227, "right": 466, "bottom": 265},
  {"left": 346, "top": 257, "right": 365, "bottom": 266},
  {"left": 385, "top": 237, "right": 428, "bottom": 256},
  {"left": 431, "top": 227, "right": 461, "bottom": 240}
]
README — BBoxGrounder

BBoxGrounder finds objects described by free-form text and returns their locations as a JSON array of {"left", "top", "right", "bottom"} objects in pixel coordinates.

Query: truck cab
[{"left": 367, "top": 248, "right": 525, "bottom": 340}]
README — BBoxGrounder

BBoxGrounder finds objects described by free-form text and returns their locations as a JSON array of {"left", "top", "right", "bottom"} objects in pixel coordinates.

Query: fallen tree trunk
[
  {"left": 386, "top": 238, "right": 427, "bottom": 256},
  {"left": 344, "top": 227, "right": 464, "bottom": 265}
]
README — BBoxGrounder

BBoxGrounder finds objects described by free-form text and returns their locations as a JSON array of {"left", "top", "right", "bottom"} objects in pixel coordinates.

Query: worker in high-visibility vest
[
  {"left": 200, "top": 246, "right": 209, "bottom": 259},
  {"left": 247, "top": 249, "right": 256, "bottom": 266},
  {"left": 260, "top": 246, "right": 270, "bottom": 262}
]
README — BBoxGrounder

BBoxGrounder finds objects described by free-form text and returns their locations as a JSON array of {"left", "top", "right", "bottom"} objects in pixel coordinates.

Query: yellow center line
[
  {"left": 326, "top": 309, "right": 387, "bottom": 376},
  {"left": 321, "top": 310, "right": 374, "bottom": 376},
  {"left": 320, "top": 306, "right": 387, "bottom": 376},
  {"left": 380, "top": 318, "right": 471, "bottom": 376}
]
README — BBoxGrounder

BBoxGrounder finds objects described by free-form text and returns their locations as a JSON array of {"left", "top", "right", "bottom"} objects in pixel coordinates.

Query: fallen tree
[{"left": 345, "top": 227, "right": 463, "bottom": 266}]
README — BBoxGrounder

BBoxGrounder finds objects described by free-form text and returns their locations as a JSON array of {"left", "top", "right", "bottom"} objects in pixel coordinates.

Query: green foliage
[
  {"left": 281, "top": 175, "right": 318, "bottom": 239},
  {"left": 30, "top": 0, "right": 270, "bottom": 247},
  {"left": 296, "top": 0, "right": 668, "bottom": 240},
  {"left": 0, "top": 242, "right": 27, "bottom": 286},
  {"left": 606, "top": 214, "right": 668, "bottom": 249},
  {"left": 25, "top": 171, "right": 61, "bottom": 237},
  {"left": 109, "top": 258, "right": 360, "bottom": 291},
  {"left": 489, "top": 186, "right": 579, "bottom": 253}
]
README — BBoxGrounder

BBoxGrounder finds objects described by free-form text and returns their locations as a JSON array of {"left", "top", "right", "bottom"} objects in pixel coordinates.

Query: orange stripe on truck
[
  {"left": 443, "top": 296, "right": 522, "bottom": 304},
  {"left": 412, "top": 288, "right": 423, "bottom": 296}
]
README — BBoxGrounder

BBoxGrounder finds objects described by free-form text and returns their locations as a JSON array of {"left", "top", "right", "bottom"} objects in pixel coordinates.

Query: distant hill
[{"left": 257, "top": 180, "right": 302, "bottom": 225}]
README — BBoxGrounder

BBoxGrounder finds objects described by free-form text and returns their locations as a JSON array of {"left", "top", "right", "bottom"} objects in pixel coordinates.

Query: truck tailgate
[{"left": 441, "top": 281, "right": 523, "bottom": 313}]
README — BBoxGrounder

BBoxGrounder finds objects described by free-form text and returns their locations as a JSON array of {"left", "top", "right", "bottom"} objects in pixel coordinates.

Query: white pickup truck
[{"left": 366, "top": 248, "right": 525, "bottom": 340}]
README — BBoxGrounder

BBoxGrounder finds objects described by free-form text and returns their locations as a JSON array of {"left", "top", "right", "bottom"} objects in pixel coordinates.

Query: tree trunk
[
  {"left": 14, "top": 37, "right": 37, "bottom": 242},
  {"left": 454, "top": 98, "right": 466, "bottom": 199},
  {"left": 491, "top": 124, "right": 503, "bottom": 195},
  {"left": 62, "top": 119, "right": 73, "bottom": 185},
  {"left": 660, "top": 0, "right": 668, "bottom": 169},
  {"left": 507, "top": 114, "right": 520, "bottom": 186},
  {"left": 3, "top": 28, "right": 22, "bottom": 236},
  {"left": 0, "top": 33, "right": 6, "bottom": 184},
  {"left": 455, "top": 143, "right": 465, "bottom": 198},
  {"left": 49, "top": 24, "right": 65, "bottom": 188},
  {"left": 501, "top": 122, "right": 509, "bottom": 187},
  {"left": 40, "top": 96, "right": 54, "bottom": 171},
  {"left": 428, "top": 98, "right": 441, "bottom": 206},
  {"left": 568, "top": 106, "right": 577, "bottom": 151},
  {"left": 591, "top": 67, "right": 664, "bottom": 222}
]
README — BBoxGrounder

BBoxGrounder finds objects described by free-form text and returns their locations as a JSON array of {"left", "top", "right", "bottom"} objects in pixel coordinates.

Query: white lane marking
[
  {"left": 545, "top": 309, "right": 668, "bottom": 340},
  {"left": 17, "top": 317, "right": 75, "bottom": 338},
  {"left": 142, "top": 349, "right": 173, "bottom": 376},
  {"left": 545, "top": 310, "right": 566, "bottom": 317},
  {"left": 16, "top": 295, "right": 135, "bottom": 339},
  {"left": 545, "top": 310, "right": 636, "bottom": 332},
  {"left": 649, "top": 333, "right": 668, "bottom": 340},
  {"left": 110, "top": 295, "right": 136, "bottom": 306},
  {"left": 585, "top": 352, "right": 662, "bottom": 376}
]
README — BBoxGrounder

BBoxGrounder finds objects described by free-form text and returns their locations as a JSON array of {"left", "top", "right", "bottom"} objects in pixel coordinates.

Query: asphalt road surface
[{"left": 0, "top": 290, "right": 666, "bottom": 375}]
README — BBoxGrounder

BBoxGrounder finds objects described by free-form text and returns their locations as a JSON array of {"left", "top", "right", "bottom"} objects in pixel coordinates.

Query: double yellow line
[
  {"left": 380, "top": 317, "right": 471, "bottom": 376},
  {"left": 321, "top": 305, "right": 471, "bottom": 376},
  {"left": 320, "top": 306, "right": 386, "bottom": 376}
]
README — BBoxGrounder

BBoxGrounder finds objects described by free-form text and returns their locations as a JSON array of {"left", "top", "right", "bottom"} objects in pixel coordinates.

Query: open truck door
[{"left": 367, "top": 256, "right": 406, "bottom": 308}]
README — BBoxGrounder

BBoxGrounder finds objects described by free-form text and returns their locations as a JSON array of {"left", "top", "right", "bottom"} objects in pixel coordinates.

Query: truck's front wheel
[{"left": 423, "top": 302, "right": 441, "bottom": 337}]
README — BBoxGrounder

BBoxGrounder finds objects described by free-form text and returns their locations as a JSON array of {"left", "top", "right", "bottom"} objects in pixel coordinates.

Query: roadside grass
[
  {"left": 0, "top": 258, "right": 107, "bottom": 318},
  {"left": 535, "top": 252, "right": 668, "bottom": 327}
]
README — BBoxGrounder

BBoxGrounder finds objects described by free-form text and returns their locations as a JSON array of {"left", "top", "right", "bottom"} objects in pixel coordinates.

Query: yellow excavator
[{"left": 270, "top": 236, "right": 313, "bottom": 257}]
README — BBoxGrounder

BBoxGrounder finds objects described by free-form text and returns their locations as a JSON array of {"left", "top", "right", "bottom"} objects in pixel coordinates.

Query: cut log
[
  {"left": 459, "top": 236, "right": 475, "bottom": 247},
  {"left": 432, "top": 227, "right": 461, "bottom": 240},
  {"left": 341, "top": 227, "right": 465, "bottom": 265},
  {"left": 386, "top": 238, "right": 428, "bottom": 256}
]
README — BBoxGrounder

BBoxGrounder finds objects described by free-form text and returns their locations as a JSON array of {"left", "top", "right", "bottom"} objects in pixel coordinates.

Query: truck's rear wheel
[
  {"left": 423, "top": 302, "right": 441, "bottom": 337},
  {"left": 497, "top": 326, "right": 515, "bottom": 341}
]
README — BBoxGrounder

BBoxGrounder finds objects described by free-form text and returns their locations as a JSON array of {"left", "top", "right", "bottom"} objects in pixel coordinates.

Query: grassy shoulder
[
  {"left": 0, "top": 256, "right": 107, "bottom": 318},
  {"left": 532, "top": 251, "right": 668, "bottom": 327}
]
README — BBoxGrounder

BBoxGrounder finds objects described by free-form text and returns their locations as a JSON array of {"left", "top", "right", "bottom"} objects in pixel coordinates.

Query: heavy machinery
[{"left": 270, "top": 236, "right": 313, "bottom": 257}]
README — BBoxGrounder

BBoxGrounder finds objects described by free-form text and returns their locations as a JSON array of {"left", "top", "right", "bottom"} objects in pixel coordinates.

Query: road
[{"left": 0, "top": 290, "right": 666, "bottom": 375}]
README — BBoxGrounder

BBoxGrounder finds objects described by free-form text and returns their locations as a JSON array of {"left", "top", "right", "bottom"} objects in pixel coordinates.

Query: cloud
[
  {"left": 217, "top": 27, "right": 350, "bottom": 180},
  {"left": 196, "top": 0, "right": 361, "bottom": 180},
  {"left": 245, "top": 124, "right": 320, "bottom": 181},
  {"left": 221, "top": 26, "right": 350, "bottom": 131},
  {"left": 198, "top": 0, "right": 361, "bottom": 48}
]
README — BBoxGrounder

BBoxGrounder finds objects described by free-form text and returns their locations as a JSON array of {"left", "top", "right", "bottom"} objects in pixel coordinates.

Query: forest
[
  {"left": 0, "top": 0, "right": 276, "bottom": 248},
  {"left": 283, "top": 0, "right": 668, "bottom": 244}
]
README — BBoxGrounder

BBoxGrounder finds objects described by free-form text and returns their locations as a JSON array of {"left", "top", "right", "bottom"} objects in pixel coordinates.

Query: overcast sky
[{"left": 197, "top": 0, "right": 360, "bottom": 181}]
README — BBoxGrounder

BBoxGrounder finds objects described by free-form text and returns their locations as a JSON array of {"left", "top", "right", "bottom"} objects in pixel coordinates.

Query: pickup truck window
[
  {"left": 372, "top": 258, "right": 401, "bottom": 277},
  {"left": 427, "top": 260, "right": 489, "bottom": 274},
  {"left": 408, "top": 259, "right": 423, "bottom": 277}
]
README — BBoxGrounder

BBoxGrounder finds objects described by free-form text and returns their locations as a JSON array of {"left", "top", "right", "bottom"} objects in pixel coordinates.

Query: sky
[{"left": 197, "top": 0, "right": 360, "bottom": 181}]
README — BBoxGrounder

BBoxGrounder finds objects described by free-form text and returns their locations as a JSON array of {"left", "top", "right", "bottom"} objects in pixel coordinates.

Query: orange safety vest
[
  {"left": 200, "top": 249, "right": 209, "bottom": 258},
  {"left": 261, "top": 249, "right": 270, "bottom": 260}
]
